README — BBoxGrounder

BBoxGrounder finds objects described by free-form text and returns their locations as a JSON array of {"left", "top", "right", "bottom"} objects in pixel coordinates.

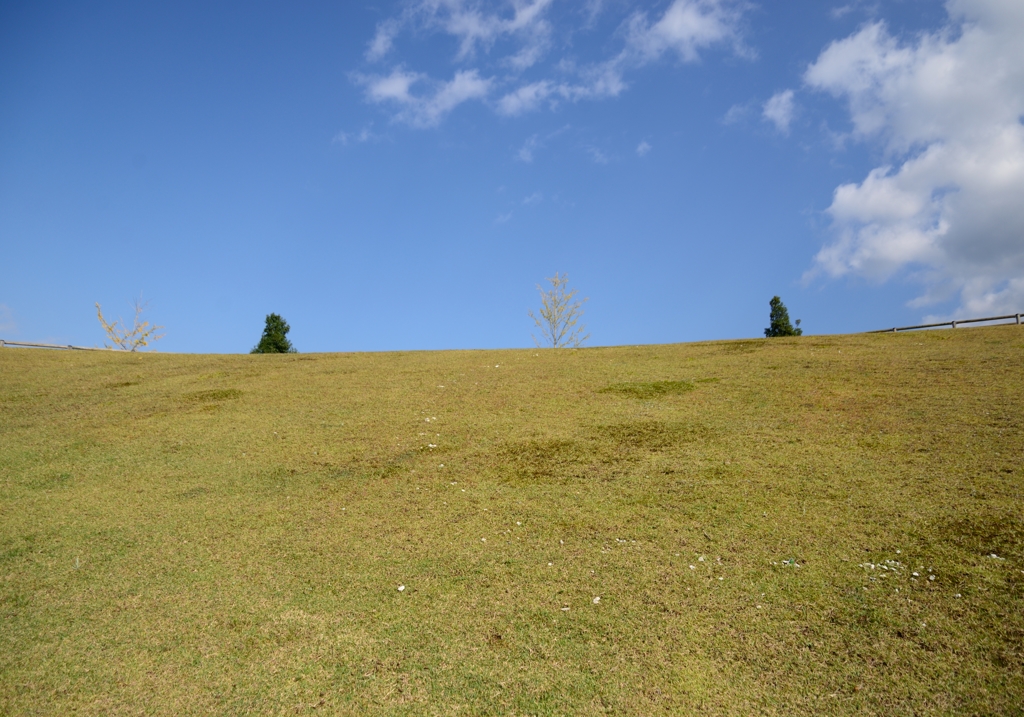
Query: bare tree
[
  {"left": 528, "top": 272, "right": 590, "bottom": 348},
  {"left": 95, "top": 294, "right": 165, "bottom": 351}
]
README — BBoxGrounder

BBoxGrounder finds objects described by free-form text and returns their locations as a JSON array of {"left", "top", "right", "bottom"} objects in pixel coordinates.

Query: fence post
[
  {"left": 951, "top": 320, "right": 957, "bottom": 328},
  {"left": 1018, "top": 313, "right": 1021, "bottom": 325}
]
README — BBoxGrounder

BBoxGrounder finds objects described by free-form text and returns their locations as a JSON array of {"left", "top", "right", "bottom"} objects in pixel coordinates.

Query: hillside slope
[{"left": 2, "top": 327, "right": 1022, "bottom": 714}]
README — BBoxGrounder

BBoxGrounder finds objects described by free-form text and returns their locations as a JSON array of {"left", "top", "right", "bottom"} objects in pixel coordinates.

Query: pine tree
[
  {"left": 251, "top": 313, "right": 296, "bottom": 354},
  {"left": 764, "top": 296, "right": 803, "bottom": 337}
]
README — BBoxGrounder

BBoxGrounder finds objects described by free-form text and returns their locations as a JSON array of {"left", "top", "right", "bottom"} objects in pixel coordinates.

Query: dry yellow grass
[{"left": 1, "top": 326, "right": 1022, "bottom": 714}]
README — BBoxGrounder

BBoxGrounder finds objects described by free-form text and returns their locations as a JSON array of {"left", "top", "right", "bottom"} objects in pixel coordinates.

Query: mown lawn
[{"left": 1, "top": 326, "right": 1022, "bottom": 715}]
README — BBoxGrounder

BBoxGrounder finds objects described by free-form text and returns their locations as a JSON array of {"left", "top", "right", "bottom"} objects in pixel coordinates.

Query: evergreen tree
[
  {"left": 764, "top": 296, "right": 803, "bottom": 337},
  {"left": 251, "top": 313, "right": 296, "bottom": 354}
]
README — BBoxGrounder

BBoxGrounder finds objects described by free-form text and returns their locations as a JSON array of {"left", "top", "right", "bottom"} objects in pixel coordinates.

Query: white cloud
[
  {"left": 366, "top": 19, "right": 400, "bottom": 62},
  {"left": 498, "top": 81, "right": 555, "bottom": 116},
  {"left": 805, "top": 0, "right": 1024, "bottom": 316},
  {"left": 364, "top": 68, "right": 421, "bottom": 104},
  {"left": 495, "top": 211, "right": 513, "bottom": 223},
  {"left": 0, "top": 304, "right": 15, "bottom": 333},
  {"left": 359, "top": 68, "right": 492, "bottom": 127},
  {"left": 522, "top": 191, "right": 543, "bottom": 204},
  {"left": 636, "top": 140, "right": 652, "bottom": 156},
  {"left": 512, "top": 126, "right": 570, "bottom": 162},
  {"left": 516, "top": 134, "right": 538, "bottom": 162},
  {"left": 581, "top": 0, "right": 606, "bottom": 28},
  {"left": 430, "top": 69, "right": 492, "bottom": 117},
  {"left": 505, "top": 39, "right": 549, "bottom": 71},
  {"left": 333, "top": 124, "right": 380, "bottom": 145},
  {"left": 830, "top": 4, "right": 857, "bottom": 20},
  {"left": 587, "top": 146, "right": 609, "bottom": 164},
  {"left": 360, "top": 0, "right": 747, "bottom": 124},
  {"left": 496, "top": 58, "right": 629, "bottom": 117},
  {"left": 378, "top": 0, "right": 555, "bottom": 64},
  {"left": 829, "top": 1, "right": 882, "bottom": 21},
  {"left": 443, "top": 0, "right": 553, "bottom": 60},
  {"left": 762, "top": 89, "right": 795, "bottom": 133},
  {"left": 722, "top": 102, "right": 751, "bottom": 124},
  {"left": 626, "top": 0, "right": 746, "bottom": 63},
  {"left": 573, "top": 59, "right": 628, "bottom": 99}
]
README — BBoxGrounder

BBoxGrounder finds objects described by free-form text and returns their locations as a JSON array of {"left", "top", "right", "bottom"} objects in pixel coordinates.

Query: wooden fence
[
  {"left": 869, "top": 312, "right": 1022, "bottom": 333},
  {"left": 0, "top": 339, "right": 107, "bottom": 351}
]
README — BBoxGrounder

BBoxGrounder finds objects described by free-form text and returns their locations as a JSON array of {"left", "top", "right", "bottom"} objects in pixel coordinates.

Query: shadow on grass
[{"left": 497, "top": 420, "right": 710, "bottom": 485}]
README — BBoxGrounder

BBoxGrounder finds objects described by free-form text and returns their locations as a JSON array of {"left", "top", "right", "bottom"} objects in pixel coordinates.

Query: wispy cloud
[
  {"left": 513, "top": 126, "right": 570, "bottom": 162},
  {"left": 722, "top": 101, "right": 751, "bottom": 124},
  {"left": 516, "top": 134, "right": 539, "bottom": 162},
  {"left": 443, "top": 0, "right": 554, "bottom": 61},
  {"left": 357, "top": 68, "right": 492, "bottom": 127},
  {"left": 498, "top": 81, "right": 555, "bottom": 116},
  {"left": 333, "top": 124, "right": 381, "bottom": 145},
  {"left": 495, "top": 66, "right": 628, "bottom": 117},
  {"left": 366, "top": 0, "right": 555, "bottom": 65},
  {"left": 625, "top": 0, "right": 748, "bottom": 63},
  {"left": 363, "top": 68, "right": 421, "bottom": 103},
  {"left": 762, "top": 89, "right": 796, "bottom": 133},
  {"left": 587, "top": 146, "right": 609, "bottom": 164},
  {"left": 366, "top": 18, "right": 401, "bottom": 62},
  {"left": 522, "top": 191, "right": 543, "bottom": 205},
  {"left": 830, "top": 4, "right": 855, "bottom": 20},
  {"left": 581, "top": 0, "right": 606, "bottom": 29},
  {"left": 830, "top": 1, "right": 881, "bottom": 21},
  {"left": 636, "top": 140, "right": 652, "bottom": 156},
  {"left": 358, "top": 0, "right": 749, "bottom": 126},
  {"left": 495, "top": 210, "right": 513, "bottom": 223}
]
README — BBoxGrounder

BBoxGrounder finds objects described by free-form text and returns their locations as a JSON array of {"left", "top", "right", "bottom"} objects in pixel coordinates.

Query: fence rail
[
  {"left": 0, "top": 339, "right": 107, "bottom": 351},
  {"left": 870, "top": 312, "right": 1022, "bottom": 333}
]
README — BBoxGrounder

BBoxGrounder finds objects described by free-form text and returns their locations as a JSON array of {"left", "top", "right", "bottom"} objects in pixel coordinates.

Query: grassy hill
[{"left": 2, "top": 326, "right": 1022, "bottom": 715}]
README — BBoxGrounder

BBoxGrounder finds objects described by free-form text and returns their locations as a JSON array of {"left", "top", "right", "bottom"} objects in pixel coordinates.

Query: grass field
[{"left": 2, "top": 326, "right": 1023, "bottom": 715}]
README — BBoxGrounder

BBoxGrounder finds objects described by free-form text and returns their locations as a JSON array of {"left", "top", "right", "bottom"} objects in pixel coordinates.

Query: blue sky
[{"left": 2, "top": 0, "right": 1022, "bottom": 353}]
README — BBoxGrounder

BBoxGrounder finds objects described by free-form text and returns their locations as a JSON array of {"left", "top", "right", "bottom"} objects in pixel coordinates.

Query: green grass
[{"left": 1, "top": 327, "right": 1022, "bottom": 715}]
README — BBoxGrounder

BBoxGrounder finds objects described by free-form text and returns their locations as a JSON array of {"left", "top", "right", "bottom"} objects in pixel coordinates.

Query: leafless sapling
[
  {"left": 528, "top": 272, "right": 590, "bottom": 348},
  {"left": 95, "top": 294, "right": 165, "bottom": 351}
]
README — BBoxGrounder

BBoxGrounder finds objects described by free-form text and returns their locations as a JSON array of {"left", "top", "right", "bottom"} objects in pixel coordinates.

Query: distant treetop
[
  {"left": 764, "top": 296, "right": 802, "bottom": 337},
  {"left": 251, "top": 313, "right": 296, "bottom": 354}
]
